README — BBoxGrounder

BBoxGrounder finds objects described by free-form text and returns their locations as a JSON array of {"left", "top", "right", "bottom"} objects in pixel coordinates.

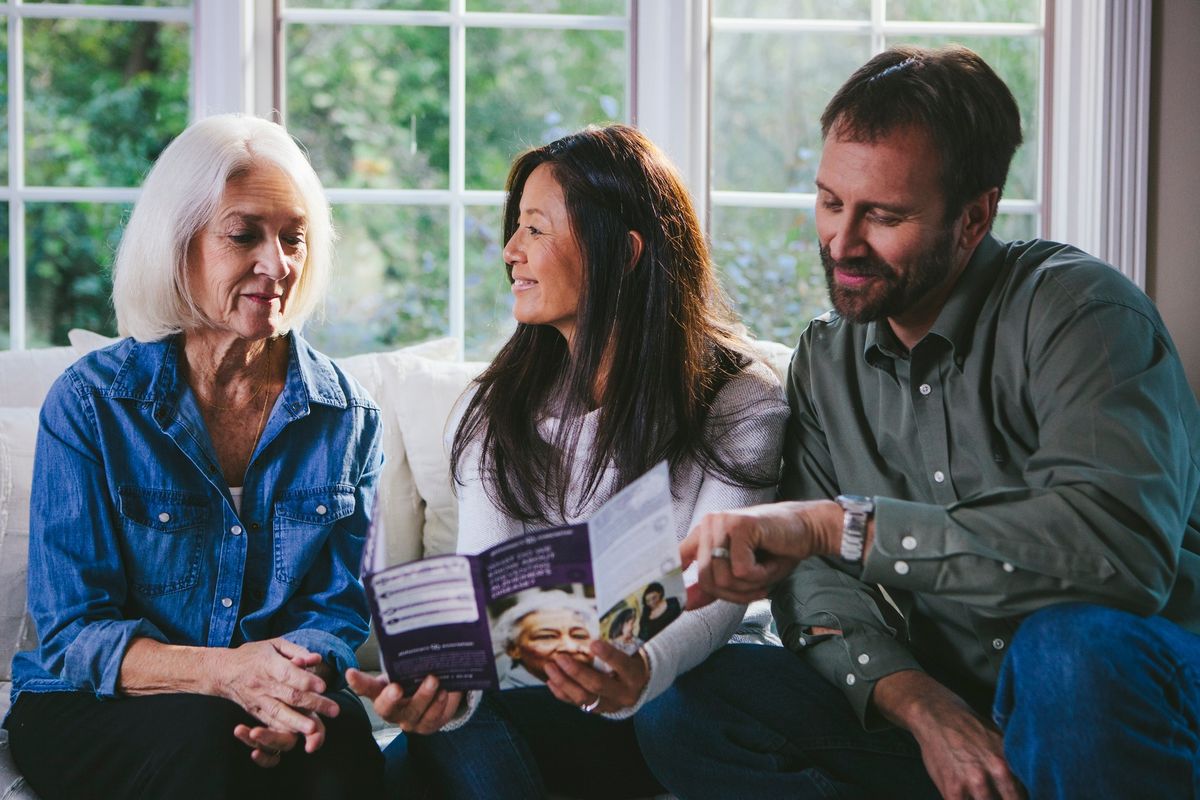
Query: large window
[{"left": 5, "top": 1, "right": 1144, "bottom": 357}]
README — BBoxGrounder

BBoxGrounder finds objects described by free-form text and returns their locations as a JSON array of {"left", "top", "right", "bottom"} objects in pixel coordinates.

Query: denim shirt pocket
[
  {"left": 272, "top": 485, "right": 355, "bottom": 585},
  {"left": 117, "top": 486, "right": 209, "bottom": 596}
]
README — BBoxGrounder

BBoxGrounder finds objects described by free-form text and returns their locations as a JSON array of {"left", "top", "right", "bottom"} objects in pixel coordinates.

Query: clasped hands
[{"left": 217, "top": 638, "right": 338, "bottom": 768}]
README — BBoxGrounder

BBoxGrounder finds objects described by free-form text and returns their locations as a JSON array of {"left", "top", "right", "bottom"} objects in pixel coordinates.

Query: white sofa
[{"left": 0, "top": 331, "right": 794, "bottom": 797}]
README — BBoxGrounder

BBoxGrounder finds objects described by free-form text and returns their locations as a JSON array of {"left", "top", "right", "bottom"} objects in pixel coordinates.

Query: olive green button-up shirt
[{"left": 773, "top": 234, "right": 1200, "bottom": 726}]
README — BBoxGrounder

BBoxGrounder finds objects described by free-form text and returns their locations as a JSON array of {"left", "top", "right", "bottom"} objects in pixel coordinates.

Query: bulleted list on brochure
[{"left": 362, "top": 461, "right": 686, "bottom": 692}]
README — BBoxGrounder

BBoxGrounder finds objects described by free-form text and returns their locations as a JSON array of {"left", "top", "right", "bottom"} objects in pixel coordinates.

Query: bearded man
[{"left": 637, "top": 46, "right": 1200, "bottom": 800}]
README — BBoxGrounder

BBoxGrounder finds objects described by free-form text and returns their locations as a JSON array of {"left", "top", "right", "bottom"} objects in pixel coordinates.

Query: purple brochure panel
[
  {"left": 366, "top": 554, "right": 499, "bottom": 693},
  {"left": 480, "top": 523, "right": 595, "bottom": 603},
  {"left": 478, "top": 524, "right": 599, "bottom": 690}
]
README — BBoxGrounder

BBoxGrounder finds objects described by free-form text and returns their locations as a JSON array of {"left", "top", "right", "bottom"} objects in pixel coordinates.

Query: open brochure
[{"left": 362, "top": 461, "right": 686, "bottom": 693}]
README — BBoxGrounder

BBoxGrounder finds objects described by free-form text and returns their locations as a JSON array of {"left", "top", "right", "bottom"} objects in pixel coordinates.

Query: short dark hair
[
  {"left": 820, "top": 45, "right": 1023, "bottom": 219},
  {"left": 451, "top": 124, "right": 771, "bottom": 523}
]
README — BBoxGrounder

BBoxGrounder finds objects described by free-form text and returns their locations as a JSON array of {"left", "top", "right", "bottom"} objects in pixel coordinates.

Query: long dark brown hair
[{"left": 451, "top": 124, "right": 771, "bottom": 523}]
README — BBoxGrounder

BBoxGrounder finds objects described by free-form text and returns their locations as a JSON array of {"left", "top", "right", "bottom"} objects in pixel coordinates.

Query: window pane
[
  {"left": 992, "top": 212, "right": 1037, "bottom": 243},
  {"left": 469, "top": 0, "right": 625, "bottom": 13},
  {"left": 887, "top": 0, "right": 1040, "bottom": 24},
  {"left": 711, "top": 206, "right": 826, "bottom": 345},
  {"left": 465, "top": 205, "right": 515, "bottom": 360},
  {"left": 713, "top": 0, "right": 869, "bottom": 18},
  {"left": 885, "top": 34, "right": 1040, "bottom": 200},
  {"left": 466, "top": 27, "right": 625, "bottom": 190},
  {"left": 303, "top": 205, "right": 449, "bottom": 356},
  {"left": 712, "top": 32, "right": 870, "bottom": 193},
  {"left": 26, "top": 203, "right": 126, "bottom": 348},
  {"left": 25, "top": 19, "right": 189, "bottom": 187},
  {"left": 284, "top": 0, "right": 447, "bottom": 9},
  {"left": 285, "top": 24, "right": 450, "bottom": 189},
  {"left": 0, "top": 20, "right": 7, "bottom": 185},
  {"left": 0, "top": 204, "right": 7, "bottom": 349}
]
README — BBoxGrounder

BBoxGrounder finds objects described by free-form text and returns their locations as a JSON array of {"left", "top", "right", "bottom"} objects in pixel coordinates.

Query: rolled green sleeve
[{"left": 772, "top": 557, "right": 924, "bottom": 729}]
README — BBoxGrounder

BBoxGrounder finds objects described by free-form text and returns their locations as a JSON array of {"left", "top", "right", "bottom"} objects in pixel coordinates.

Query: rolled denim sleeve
[
  {"left": 277, "top": 405, "right": 383, "bottom": 686},
  {"left": 27, "top": 373, "right": 169, "bottom": 698}
]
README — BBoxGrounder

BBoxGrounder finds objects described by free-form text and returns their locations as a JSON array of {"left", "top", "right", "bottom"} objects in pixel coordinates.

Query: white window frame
[
  {"left": 2, "top": 0, "right": 1152, "bottom": 350},
  {"left": 1046, "top": 0, "right": 1150, "bottom": 287}
]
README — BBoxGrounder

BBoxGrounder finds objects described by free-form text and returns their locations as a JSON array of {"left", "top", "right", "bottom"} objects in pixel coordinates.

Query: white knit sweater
[{"left": 447, "top": 358, "right": 789, "bottom": 726}]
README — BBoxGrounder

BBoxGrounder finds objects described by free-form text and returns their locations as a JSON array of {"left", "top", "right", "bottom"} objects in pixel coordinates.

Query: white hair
[
  {"left": 112, "top": 113, "right": 334, "bottom": 342},
  {"left": 491, "top": 588, "right": 598, "bottom": 658}
]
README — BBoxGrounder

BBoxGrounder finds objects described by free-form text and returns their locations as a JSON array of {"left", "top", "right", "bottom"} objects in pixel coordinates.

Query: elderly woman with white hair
[
  {"left": 492, "top": 588, "right": 599, "bottom": 689},
  {"left": 3, "top": 114, "right": 384, "bottom": 799}
]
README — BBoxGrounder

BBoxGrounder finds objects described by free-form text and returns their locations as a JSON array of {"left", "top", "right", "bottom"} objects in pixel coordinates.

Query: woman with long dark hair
[{"left": 349, "top": 124, "right": 788, "bottom": 798}]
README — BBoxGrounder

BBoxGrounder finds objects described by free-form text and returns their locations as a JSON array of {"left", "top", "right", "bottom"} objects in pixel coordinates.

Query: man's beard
[{"left": 820, "top": 227, "right": 956, "bottom": 324}]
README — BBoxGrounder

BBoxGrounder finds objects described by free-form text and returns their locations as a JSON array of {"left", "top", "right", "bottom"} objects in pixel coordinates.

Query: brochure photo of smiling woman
[{"left": 489, "top": 585, "right": 599, "bottom": 689}]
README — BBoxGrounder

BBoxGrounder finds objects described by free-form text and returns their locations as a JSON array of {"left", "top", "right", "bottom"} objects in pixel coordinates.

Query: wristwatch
[{"left": 836, "top": 494, "right": 874, "bottom": 565}]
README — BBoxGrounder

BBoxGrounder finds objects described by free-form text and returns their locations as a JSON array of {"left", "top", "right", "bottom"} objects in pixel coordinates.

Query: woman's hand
[
  {"left": 232, "top": 712, "right": 325, "bottom": 768},
  {"left": 211, "top": 638, "right": 339, "bottom": 752},
  {"left": 544, "top": 640, "right": 650, "bottom": 714},
  {"left": 346, "top": 669, "right": 464, "bottom": 734}
]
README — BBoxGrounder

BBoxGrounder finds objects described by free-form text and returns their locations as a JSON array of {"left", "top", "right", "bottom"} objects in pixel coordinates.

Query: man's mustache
[{"left": 819, "top": 245, "right": 898, "bottom": 281}]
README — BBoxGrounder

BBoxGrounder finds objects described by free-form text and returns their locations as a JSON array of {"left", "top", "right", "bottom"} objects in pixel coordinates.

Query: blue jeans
[
  {"left": 637, "top": 604, "right": 1200, "bottom": 800},
  {"left": 996, "top": 602, "right": 1200, "bottom": 799},
  {"left": 634, "top": 644, "right": 937, "bottom": 800},
  {"left": 385, "top": 687, "right": 663, "bottom": 799}
]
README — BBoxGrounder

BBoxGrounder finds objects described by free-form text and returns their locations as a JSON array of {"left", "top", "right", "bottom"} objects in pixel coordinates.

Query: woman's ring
[
  {"left": 580, "top": 696, "right": 602, "bottom": 713},
  {"left": 710, "top": 546, "right": 731, "bottom": 560}
]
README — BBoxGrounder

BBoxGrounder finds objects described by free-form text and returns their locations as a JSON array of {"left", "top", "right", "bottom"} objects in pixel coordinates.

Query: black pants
[{"left": 4, "top": 688, "right": 384, "bottom": 800}]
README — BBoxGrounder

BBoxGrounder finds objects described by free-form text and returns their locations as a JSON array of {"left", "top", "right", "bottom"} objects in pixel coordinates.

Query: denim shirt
[{"left": 11, "top": 333, "right": 383, "bottom": 702}]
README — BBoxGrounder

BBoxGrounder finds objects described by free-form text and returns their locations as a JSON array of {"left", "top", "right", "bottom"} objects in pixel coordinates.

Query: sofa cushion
[
  {"left": 0, "top": 349, "right": 76, "bottom": 409},
  {"left": 0, "top": 410, "right": 41, "bottom": 683}
]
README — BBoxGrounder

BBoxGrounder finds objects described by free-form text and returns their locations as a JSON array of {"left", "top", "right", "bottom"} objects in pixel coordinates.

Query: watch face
[{"left": 838, "top": 494, "right": 874, "bottom": 513}]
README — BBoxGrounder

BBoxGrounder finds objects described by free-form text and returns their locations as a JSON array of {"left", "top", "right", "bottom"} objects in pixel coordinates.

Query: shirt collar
[
  {"left": 863, "top": 233, "right": 1005, "bottom": 367},
  {"left": 108, "top": 331, "right": 348, "bottom": 410}
]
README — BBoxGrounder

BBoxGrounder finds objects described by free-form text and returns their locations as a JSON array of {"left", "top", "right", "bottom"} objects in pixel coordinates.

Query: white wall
[{"left": 1147, "top": 0, "right": 1200, "bottom": 396}]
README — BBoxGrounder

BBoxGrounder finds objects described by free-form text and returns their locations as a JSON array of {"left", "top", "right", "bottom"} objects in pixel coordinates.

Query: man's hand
[
  {"left": 345, "top": 669, "right": 464, "bottom": 735},
  {"left": 680, "top": 500, "right": 844, "bottom": 607},
  {"left": 543, "top": 640, "right": 650, "bottom": 714},
  {"left": 874, "top": 671, "right": 1024, "bottom": 800}
]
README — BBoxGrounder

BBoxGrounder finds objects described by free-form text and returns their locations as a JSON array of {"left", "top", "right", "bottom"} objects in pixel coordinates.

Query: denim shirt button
[
  {"left": 316, "top": 504, "right": 328, "bottom": 515},
  {"left": 158, "top": 512, "right": 170, "bottom": 523},
  {"left": 221, "top": 597, "right": 233, "bottom": 608},
  {"left": 231, "top": 525, "right": 243, "bottom": 535}
]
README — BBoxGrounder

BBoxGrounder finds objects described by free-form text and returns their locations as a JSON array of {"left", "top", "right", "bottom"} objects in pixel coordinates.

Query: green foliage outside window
[{"left": 17, "top": 18, "right": 189, "bottom": 347}]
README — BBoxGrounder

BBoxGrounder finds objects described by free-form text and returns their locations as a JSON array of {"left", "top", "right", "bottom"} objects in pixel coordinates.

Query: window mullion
[
  {"left": 449, "top": 0, "right": 465, "bottom": 358},
  {"left": 193, "top": 0, "right": 254, "bottom": 117},
  {"left": 9, "top": 12, "right": 24, "bottom": 350},
  {"left": 634, "top": 0, "right": 708, "bottom": 222}
]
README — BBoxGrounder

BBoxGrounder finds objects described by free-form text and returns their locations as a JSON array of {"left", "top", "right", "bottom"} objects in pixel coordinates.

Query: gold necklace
[{"left": 246, "top": 339, "right": 274, "bottom": 465}]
